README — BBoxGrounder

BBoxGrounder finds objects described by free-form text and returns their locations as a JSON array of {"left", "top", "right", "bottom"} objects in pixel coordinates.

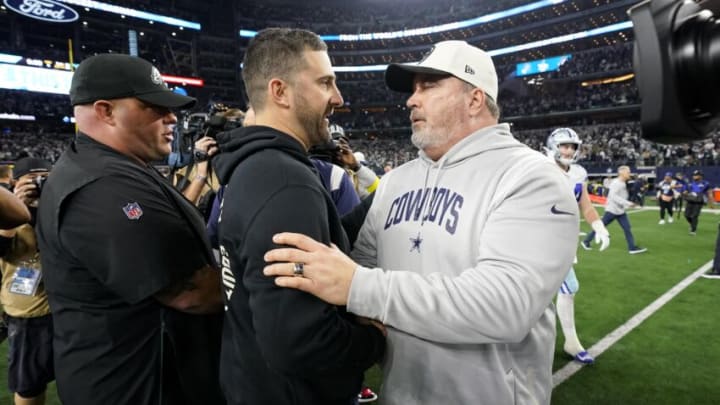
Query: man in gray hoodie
[
  {"left": 583, "top": 165, "right": 647, "bottom": 254},
  {"left": 263, "top": 40, "right": 578, "bottom": 404}
]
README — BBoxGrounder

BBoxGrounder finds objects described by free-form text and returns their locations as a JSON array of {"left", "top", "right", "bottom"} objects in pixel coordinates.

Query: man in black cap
[
  {"left": 36, "top": 54, "right": 224, "bottom": 405},
  {"left": 683, "top": 169, "right": 713, "bottom": 235}
]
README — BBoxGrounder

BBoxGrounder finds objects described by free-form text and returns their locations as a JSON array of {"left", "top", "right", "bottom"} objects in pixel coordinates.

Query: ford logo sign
[{"left": 3, "top": 0, "right": 79, "bottom": 23}]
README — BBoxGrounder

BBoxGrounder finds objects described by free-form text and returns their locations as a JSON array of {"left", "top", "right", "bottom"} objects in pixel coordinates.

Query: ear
[
  {"left": 92, "top": 100, "right": 115, "bottom": 126},
  {"left": 268, "top": 78, "right": 291, "bottom": 108},
  {"left": 467, "top": 87, "right": 486, "bottom": 116}
]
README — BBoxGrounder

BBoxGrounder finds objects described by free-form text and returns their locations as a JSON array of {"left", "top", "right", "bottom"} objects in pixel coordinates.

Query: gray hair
[{"left": 461, "top": 81, "right": 500, "bottom": 119}]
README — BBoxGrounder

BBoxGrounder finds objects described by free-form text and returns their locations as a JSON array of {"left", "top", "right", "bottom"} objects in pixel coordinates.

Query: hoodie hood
[
  {"left": 418, "top": 123, "right": 523, "bottom": 168},
  {"left": 408, "top": 123, "right": 529, "bottom": 226},
  {"left": 212, "top": 125, "right": 311, "bottom": 185}
]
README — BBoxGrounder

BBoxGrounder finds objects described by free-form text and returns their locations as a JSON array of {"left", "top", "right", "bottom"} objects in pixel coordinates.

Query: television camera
[{"left": 629, "top": 0, "right": 720, "bottom": 143}]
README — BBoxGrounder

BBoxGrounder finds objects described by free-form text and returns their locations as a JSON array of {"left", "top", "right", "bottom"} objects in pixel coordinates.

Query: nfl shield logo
[{"left": 122, "top": 202, "right": 143, "bottom": 220}]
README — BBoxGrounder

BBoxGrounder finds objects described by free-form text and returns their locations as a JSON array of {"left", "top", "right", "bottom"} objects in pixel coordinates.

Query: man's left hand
[
  {"left": 263, "top": 232, "right": 357, "bottom": 305},
  {"left": 591, "top": 219, "right": 610, "bottom": 251}
]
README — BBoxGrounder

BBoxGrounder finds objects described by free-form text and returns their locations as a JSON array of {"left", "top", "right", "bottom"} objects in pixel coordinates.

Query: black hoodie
[{"left": 212, "top": 126, "right": 385, "bottom": 405}]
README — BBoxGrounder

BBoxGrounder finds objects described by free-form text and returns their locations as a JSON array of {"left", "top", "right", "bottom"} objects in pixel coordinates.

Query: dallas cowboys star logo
[{"left": 409, "top": 232, "right": 423, "bottom": 252}]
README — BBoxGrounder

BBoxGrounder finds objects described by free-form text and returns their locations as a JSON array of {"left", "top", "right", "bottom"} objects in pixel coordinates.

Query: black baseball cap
[
  {"left": 693, "top": 169, "right": 703, "bottom": 176},
  {"left": 13, "top": 157, "right": 51, "bottom": 179},
  {"left": 70, "top": 54, "right": 196, "bottom": 109}
]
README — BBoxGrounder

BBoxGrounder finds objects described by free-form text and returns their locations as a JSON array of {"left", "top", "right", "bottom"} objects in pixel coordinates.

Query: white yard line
[{"left": 552, "top": 259, "right": 714, "bottom": 387}]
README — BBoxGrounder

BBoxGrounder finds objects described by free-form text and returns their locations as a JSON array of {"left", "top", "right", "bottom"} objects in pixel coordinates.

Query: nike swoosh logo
[{"left": 551, "top": 205, "right": 574, "bottom": 215}]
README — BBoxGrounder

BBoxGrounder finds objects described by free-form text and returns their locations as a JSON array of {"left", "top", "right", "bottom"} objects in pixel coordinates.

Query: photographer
[
  {"left": 313, "top": 124, "right": 380, "bottom": 200},
  {"left": 0, "top": 164, "right": 31, "bottom": 230},
  {"left": 0, "top": 157, "right": 54, "bottom": 405},
  {"left": 683, "top": 169, "right": 713, "bottom": 235},
  {"left": 181, "top": 135, "right": 218, "bottom": 205},
  {"left": 175, "top": 107, "right": 244, "bottom": 217}
]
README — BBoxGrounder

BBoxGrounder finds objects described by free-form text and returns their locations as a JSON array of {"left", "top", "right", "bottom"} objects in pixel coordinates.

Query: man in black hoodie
[{"left": 212, "top": 28, "right": 385, "bottom": 405}]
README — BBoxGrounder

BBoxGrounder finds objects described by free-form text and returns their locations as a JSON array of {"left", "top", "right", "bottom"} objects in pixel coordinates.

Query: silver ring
[{"left": 293, "top": 262, "right": 304, "bottom": 277}]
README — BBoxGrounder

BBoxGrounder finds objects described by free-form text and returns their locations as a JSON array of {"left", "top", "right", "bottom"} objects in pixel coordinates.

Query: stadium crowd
[{"left": 1, "top": 86, "right": 719, "bottom": 172}]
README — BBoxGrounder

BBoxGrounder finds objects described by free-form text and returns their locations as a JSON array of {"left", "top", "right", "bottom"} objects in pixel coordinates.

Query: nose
[
  {"left": 406, "top": 87, "right": 420, "bottom": 109},
  {"left": 331, "top": 84, "right": 344, "bottom": 107},
  {"left": 164, "top": 110, "right": 178, "bottom": 124}
]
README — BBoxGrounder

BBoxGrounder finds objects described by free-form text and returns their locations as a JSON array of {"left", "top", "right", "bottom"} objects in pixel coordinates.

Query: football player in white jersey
[{"left": 546, "top": 127, "right": 610, "bottom": 364}]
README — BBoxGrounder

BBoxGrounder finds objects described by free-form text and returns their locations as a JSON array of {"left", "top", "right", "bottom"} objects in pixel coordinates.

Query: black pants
[
  {"left": 659, "top": 200, "right": 674, "bottom": 219},
  {"left": 674, "top": 197, "right": 684, "bottom": 218},
  {"left": 685, "top": 201, "right": 703, "bottom": 232}
]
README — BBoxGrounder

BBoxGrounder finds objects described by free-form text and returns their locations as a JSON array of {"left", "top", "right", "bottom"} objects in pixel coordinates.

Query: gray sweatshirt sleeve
[
  {"left": 347, "top": 161, "right": 578, "bottom": 344},
  {"left": 356, "top": 166, "right": 379, "bottom": 191},
  {"left": 350, "top": 194, "right": 379, "bottom": 269},
  {"left": 606, "top": 180, "right": 633, "bottom": 214}
]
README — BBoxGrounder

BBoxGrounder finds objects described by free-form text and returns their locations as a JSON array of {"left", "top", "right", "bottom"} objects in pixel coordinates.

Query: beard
[
  {"left": 409, "top": 98, "right": 467, "bottom": 152},
  {"left": 410, "top": 123, "right": 451, "bottom": 151},
  {"left": 295, "top": 93, "right": 330, "bottom": 147}
]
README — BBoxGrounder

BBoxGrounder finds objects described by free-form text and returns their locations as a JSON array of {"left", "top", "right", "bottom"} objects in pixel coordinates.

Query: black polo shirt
[{"left": 36, "top": 134, "right": 222, "bottom": 405}]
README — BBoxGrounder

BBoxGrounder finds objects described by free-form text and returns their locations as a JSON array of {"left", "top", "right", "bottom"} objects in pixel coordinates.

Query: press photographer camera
[
  {"left": 180, "top": 104, "right": 245, "bottom": 162},
  {"left": 629, "top": 0, "right": 720, "bottom": 143},
  {"left": 309, "top": 124, "right": 352, "bottom": 166},
  {"left": 11, "top": 157, "right": 52, "bottom": 209},
  {"left": 172, "top": 105, "right": 245, "bottom": 219},
  {"left": 309, "top": 124, "right": 380, "bottom": 200},
  {"left": 631, "top": 0, "right": 720, "bottom": 278}
]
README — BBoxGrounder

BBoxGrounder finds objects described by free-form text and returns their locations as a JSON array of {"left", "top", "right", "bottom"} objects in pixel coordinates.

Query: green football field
[{"left": 2, "top": 207, "right": 719, "bottom": 404}]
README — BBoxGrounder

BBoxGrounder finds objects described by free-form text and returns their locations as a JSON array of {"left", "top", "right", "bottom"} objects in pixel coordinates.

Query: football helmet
[
  {"left": 546, "top": 127, "right": 582, "bottom": 166},
  {"left": 329, "top": 124, "right": 345, "bottom": 140}
]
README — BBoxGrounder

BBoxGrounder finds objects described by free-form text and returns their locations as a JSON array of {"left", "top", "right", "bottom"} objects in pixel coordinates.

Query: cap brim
[
  {"left": 137, "top": 91, "right": 197, "bottom": 109},
  {"left": 385, "top": 63, "right": 452, "bottom": 93}
]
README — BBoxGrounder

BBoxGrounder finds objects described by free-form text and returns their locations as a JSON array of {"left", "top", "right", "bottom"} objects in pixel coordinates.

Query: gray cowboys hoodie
[{"left": 349, "top": 123, "right": 579, "bottom": 405}]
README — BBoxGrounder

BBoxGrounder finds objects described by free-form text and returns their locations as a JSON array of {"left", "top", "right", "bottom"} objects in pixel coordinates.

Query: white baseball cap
[{"left": 385, "top": 40, "right": 498, "bottom": 101}]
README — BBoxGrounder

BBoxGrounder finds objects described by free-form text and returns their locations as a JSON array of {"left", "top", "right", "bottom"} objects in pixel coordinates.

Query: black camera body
[
  {"left": 629, "top": 0, "right": 720, "bottom": 143},
  {"left": 178, "top": 104, "right": 243, "bottom": 162},
  {"left": 309, "top": 139, "right": 342, "bottom": 164}
]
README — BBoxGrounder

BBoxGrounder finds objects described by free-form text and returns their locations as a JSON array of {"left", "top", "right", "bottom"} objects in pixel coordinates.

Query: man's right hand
[
  {"left": 193, "top": 136, "right": 219, "bottom": 163},
  {"left": 263, "top": 232, "right": 357, "bottom": 306}
]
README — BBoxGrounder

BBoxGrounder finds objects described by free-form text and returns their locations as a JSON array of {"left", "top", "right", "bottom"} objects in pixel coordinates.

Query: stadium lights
[
  {"left": 0, "top": 113, "right": 35, "bottom": 121},
  {"left": 57, "top": 0, "right": 201, "bottom": 30},
  {"left": 330, "top": 21, "right": 633, "bottom": 72},
  {"left": 0, "top": 53, "right": 22, "bottom": 64},
  {"left": 488, "top": 21, "right": 632, "bottom": 56},
  {"left": 240, "top": 0, "right": 567, "bottom": 41},
  {"left": 581, "top": 73, "right": 635, "bottom": 87},
  {"left": 159, "top": 74, "right": 204, "bottom": 87}
]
